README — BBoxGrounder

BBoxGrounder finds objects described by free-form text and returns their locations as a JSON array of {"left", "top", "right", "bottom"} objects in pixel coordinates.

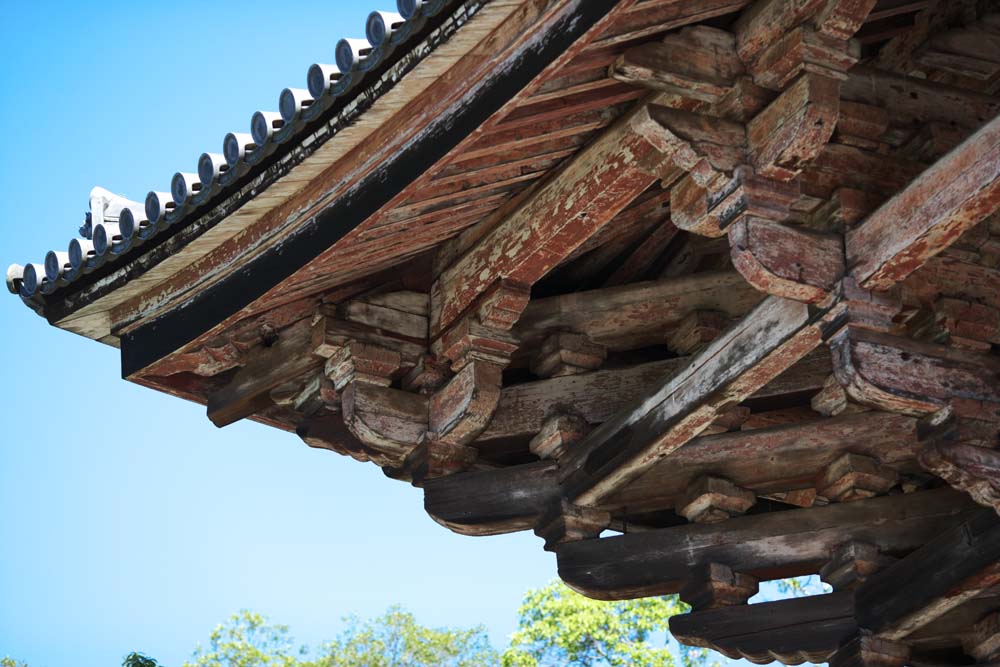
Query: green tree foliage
[
  {"left": 183, "top": 611, "right": 306, "bottom": 667},
  {"left": 124, "top": 653, "right": 160, "bottom": 667},
  {"left": 1, "top": 657, "right": 28, "bottom": 667},
  {"left": 501, "top": 581, "right": 713, "bottom": 667},
  {"left": 309, "top": 606, "right": 496, "bottom": 667}
]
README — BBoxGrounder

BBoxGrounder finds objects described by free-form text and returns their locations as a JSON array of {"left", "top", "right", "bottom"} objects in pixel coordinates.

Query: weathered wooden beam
[
  {"left": 848, "top": 113, "right": 1000, "bottom": 290},
  {"left": 431, "top": 410, "right": 919, "bottom": 536},
  {"left": 559, "top": 295, "right": 838, "bottom": 507},
  {"left": 207, "top": 317, "right": 327, "bottom": 427},
  {"left": 557, "top": 487, "right": 977, "bottom": 600},
  {"left": 829, "top": 326, "right": 1000, "bottom": 416},
  {"left": 430, "top": 102, "right": 671, "bottom": 338},
  {"left": 512, "top": 271, "right": 763, "bottom": 354},
  {"left": 423, "top": 461, "right": 561, "bottom": 536},
  {"left": 669, "top": 591, "right": 856, "bottom": 665},
  {"left": 855, "top": 508, "right": 1000, "bottom": 639}
]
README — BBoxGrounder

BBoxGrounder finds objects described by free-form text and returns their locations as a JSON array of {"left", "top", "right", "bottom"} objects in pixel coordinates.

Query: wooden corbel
[
  {"left": 680, "top": 563, "right": 759, "bottom": 611},
  {"left": 918, "top": 408, "right": 1000, "bottom": 514},
  {"left": 820, "top": 541, "right": 896, "bottom": 591},
  {"left": 534, "top": 499, "right": 610, "bottom": 552},
  {"left": 828, "top": 634, "right": 909, "bottom": 667},
  {"left": 829, "top": 326, "right": 1000, "bottom": 417}
]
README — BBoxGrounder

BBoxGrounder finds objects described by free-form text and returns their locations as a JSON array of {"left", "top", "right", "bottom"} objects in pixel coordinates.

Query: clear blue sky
[{"left": 0, "top": 2, "right": 555, "bottom": 665}]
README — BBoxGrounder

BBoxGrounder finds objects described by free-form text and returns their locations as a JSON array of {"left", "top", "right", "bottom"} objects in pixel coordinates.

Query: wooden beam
[
  {"left": 557, "top": 488, "right": 977, "bottom": 600},
  {"left": 430, "top": 102, "right": 670, "bottom": 338},
  {"left": 423, "top": 461, "right": 560, "bottom": 536},
  {"left": 207, "top": 317, "right": 327, "bottom": 427},
  {"left": 829, "top": 326, "right": 1000, "bottom": 416},
  {"left": 559, "top": 295, "right": 839, "bottom": 507},
  {"left": 855, "top": 508, "right": 1000, "bottom": 639},
  {"left": 669, "top": 591, "right": 856, "bottom": 665},
  {"left": 512, "top": 271, "right": 763, "bottom": 353},
  {"left": 431, "top": 410, "right": 917, "bottom": 536},
  {"left": 848, "top": 114, "right": 1000, "bottom": 290}
]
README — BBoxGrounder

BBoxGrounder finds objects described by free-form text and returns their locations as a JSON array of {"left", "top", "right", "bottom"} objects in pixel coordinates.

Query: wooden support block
[
  {"left": 671, "top": 166, "right": 799, "bottom": 238},
  {"left": 702, "top": 405, "right": 752, "bottom": 435},
  {"left": 817, "top": 452, "right": 898, "bottom": 502},
  {"left": 748, "top": 73, "right": 840, "bottom": 181},
  {"left": 428, "top": 358, "right": 504, "bottom": 448},
  {"left": 835, "top": 101, "right": 888, "bottom": 145},
  {"left": 820, "top": 541, "right": 895, "bottom": 590},
  {"left": 530, "top": 332, "right": 606, "bottom": 378},
  {"left": 750, "top": 28, "right": 860, "bottom": 90},
  {"left": 666, "top": 310, "right": 729, "bottom": 355},
  {"left": 839, "top": 277, "right": 902, "bottom": 334},
  {"left": 848, "top": 113, "right": 1000, "bottom": 290},
  {"left": 611, "top": 26, "right": 744, "bottom": 102},
  {"left": 929, "top": 297, "right": 1000, "bottom": 350},
  {"left": 680, "top": 563, "right": 759, "bottom": 611},
  {"left": 529, "top": 413, "right": 588, "bottom": 461},
  {"left": 918, "top": 408, "right": 1000, "bottom": 514},
  {"left": 677, "top": 475, "right": 757, "bottom": 523},
  {"left": 290, "top": 373, "right": 327, "bottom": 416},
  {"left": 828, "top": 635, "right": 909, "bottom": 667},
  {"left": 812, "top": 374, "right": 851, "bottom": 416},
  {"left": 964, "top": 612, "right": 1000, "bottom": 663},
  {"left": 829, "top": 326, "right": 1000, "bottom": 417},
  {"left": 734, "top": 0, "right": 828, "bottom": 66},
  {"left": 715, "top": 76, "right": 773, "bottom": 123},
  {"left": 324, "top": 342, "right": 401, "bottom": 390},
  {"left": 535, "top": 499, "right": 610, "bottom": 552},
  {"left": 207, "top": 317, "right": 328, "bottom": 428},
  {"left": 815, "top": 0, "right": 879, "bottom": 40},
  {"left": 730, "top": 216, "right": 845, "bottom": 303},
  {"left": 400, "top": 354, "right": 450, "bottom": 395},
  {"left": 396, "top": 439, "right": 478, "bottom": 485}
]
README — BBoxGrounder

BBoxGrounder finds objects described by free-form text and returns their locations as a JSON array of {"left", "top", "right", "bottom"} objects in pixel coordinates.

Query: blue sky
[{"left": 0, "top": 2, "right": 556, "bottom": 665}]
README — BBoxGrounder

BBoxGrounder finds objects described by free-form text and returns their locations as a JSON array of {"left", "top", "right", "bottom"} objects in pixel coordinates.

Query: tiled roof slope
[{"left": 6, "top": 0, "right": 457, "bottom": 308}]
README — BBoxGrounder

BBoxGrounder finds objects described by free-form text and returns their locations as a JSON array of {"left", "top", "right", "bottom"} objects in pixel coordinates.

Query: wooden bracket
[
  {"left": 529, "top": 412, "right": 589, "bottom": 461},
  {"left": 341, "top": 383, "right": 428, "bottom": 466},
  {"left": 829, "top": 326, "right": 1000, "bottom": 417},
  {"left": 530, "top": 332, "right": 606, "bottom": 378},
  {"left": 918, "top": 408, "right": 1000, "bottom": 514},
  {"left": 730, "top": 215, "right": 845, "bottom": 303},
  {"left": 817, "top": 452, "right": 898, "bottom": 503},
  {"left": 680, "top": 563, "right": 759, "bottom": 611},
  {"left": 820, "top": 541, "right": 896, "bottom": 591},
  {"left": 748, "top": 73, "right": 840, "bottom": 181},
  {"left": 534, "top": 499, "right": 610, "bottom": 552},
  {"left": 677, "top": 475, "right": 757, "bottom": 523},
  {"left": 325, "top": 342, "right": 401, "bottom": 390}
]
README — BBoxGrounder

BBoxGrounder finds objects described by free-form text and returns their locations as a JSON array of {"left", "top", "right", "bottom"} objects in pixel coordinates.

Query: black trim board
[{"left": 121, "top": 0, "right": 622, "bottom": 379}]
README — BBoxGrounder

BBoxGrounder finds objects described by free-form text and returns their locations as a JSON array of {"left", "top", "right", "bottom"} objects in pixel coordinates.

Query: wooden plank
[
  {"left": 556, "top": 487, "right": 978, "bottom": 600},
  {"left": 669, "top": 591, "right": 856, "bottom": 665},
  {"left": 513, "top": 271, "right": 763, "bottom": 353},
  {"left": 848, "top": 114, "right": 1000, "bottom": 290},
  {"left": 696, "top": 598, "right": 859, "bottom": 664},
  {"left": 206, "top": 317, "right": 326, "bottom": 427},
  {"left": 855, "top": 508, "right": 1000, "bottom": 639},
  {"left": 559, "top": 296, "right": 836, "bottom": 507},
  {"left": 431, "top": 102, "right": 669, "bottom": 338}
]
